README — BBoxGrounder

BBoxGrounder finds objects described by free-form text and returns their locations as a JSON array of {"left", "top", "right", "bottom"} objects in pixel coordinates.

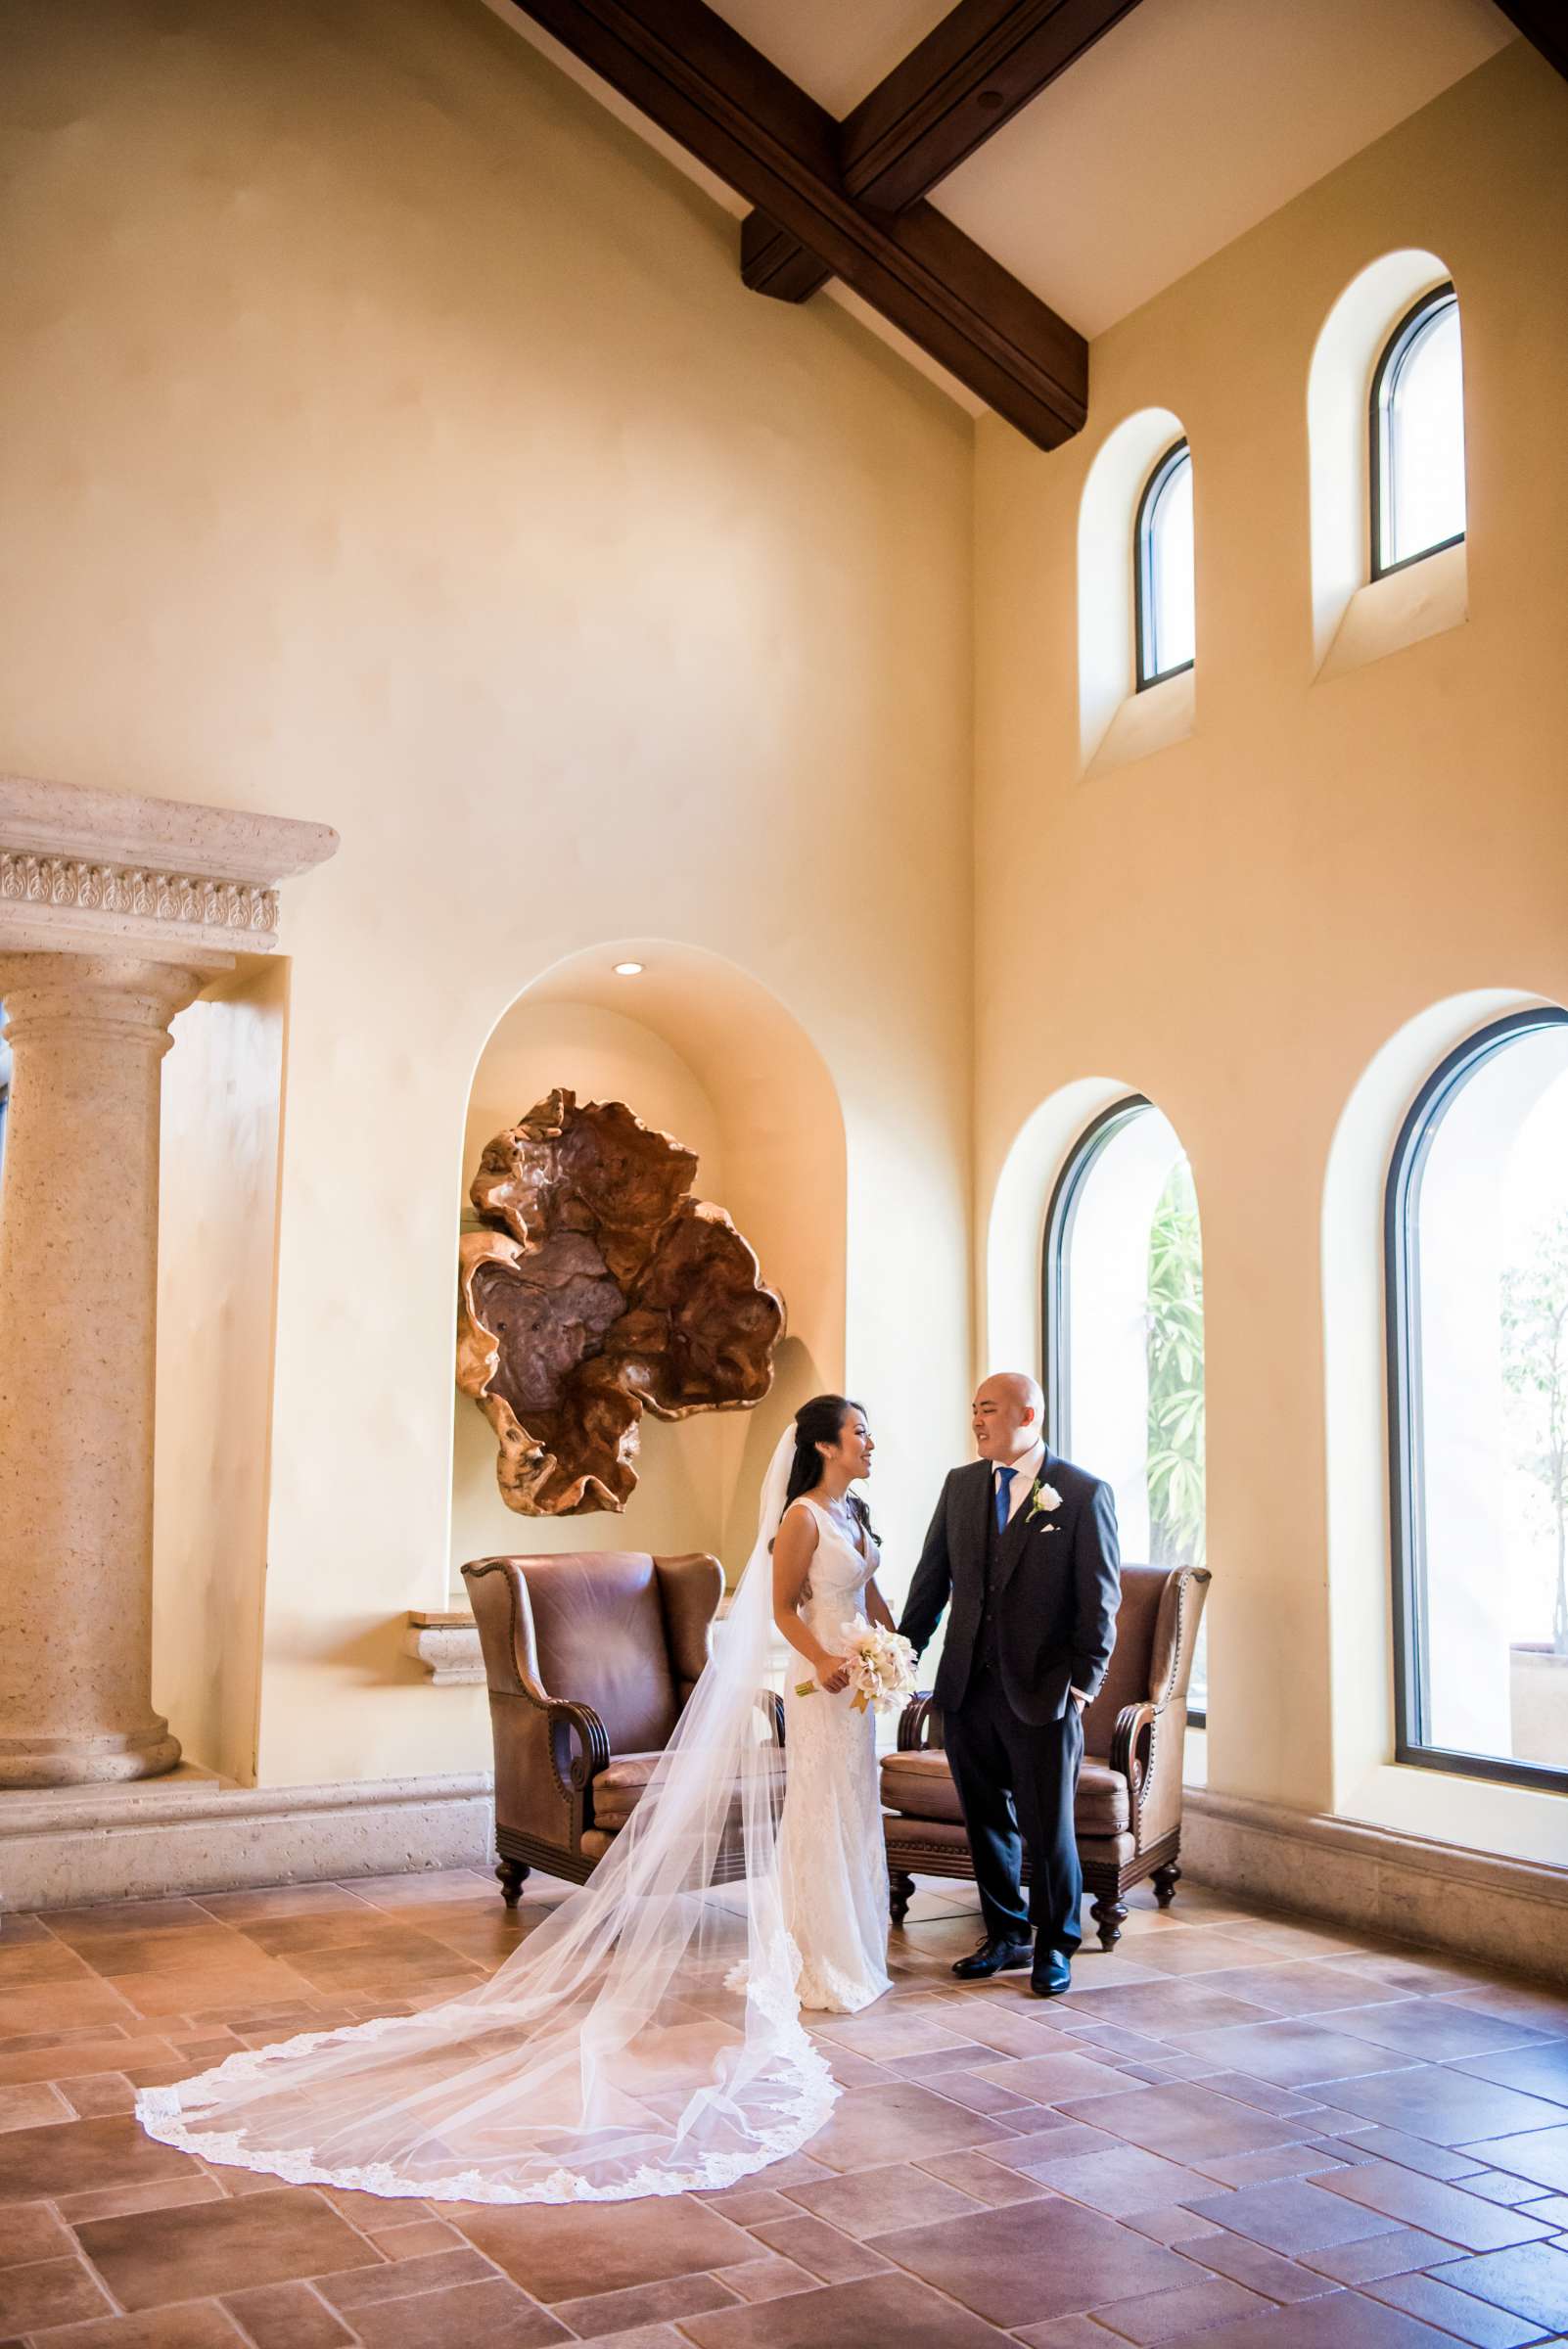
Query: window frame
[
  {"left": 1385, "top": 1006, "right": 1568, "bottom": 1795},
  {"left": 1041, "top": 1093, "right": 1207, "bottom": 1726},
  {"left": 1132, "top": 438, "right": 1194, "bottom": 692},
  {"left": 1368, "top": 280, "right": 1464, "bottom": 583}
]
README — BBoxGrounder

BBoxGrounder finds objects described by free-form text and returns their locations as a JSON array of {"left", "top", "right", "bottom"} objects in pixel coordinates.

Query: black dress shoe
[
  {"left": 951, "top": 1935, "right": 1033, "bottom": 1980},
  {"left": 1032, "top": 1947, "right": 1072, "bottom": 1998}
]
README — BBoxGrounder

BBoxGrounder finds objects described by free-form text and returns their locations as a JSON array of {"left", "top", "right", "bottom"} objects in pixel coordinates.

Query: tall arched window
[
  {"left": 1044, "top": 1097, "right": 1207, "bottom": 1715},
  {"left": 1388, "top": 1010, "right": 1568, "bottom": 1790},
  {"left": 1370, "top": 283, "right": 1465, "bottom": 578},
  {"left": 1134, "top": 439, "right": 1194, "bottom": 689}
]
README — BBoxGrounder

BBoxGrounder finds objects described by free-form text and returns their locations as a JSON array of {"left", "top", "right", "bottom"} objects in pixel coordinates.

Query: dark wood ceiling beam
[
  {"left": 1491, "top": 2, "right": 1568, "bottom": 83},
  {"left": 510, "top": 0, "right": 1087, "bottom": 447},
  {"left": 744, "top": 0, "right": 1145, "bottom": 306}
]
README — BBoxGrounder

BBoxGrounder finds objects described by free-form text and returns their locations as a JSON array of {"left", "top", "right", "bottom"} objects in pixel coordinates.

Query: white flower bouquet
[{"left": 796, "top": 1617, "right": 918, "bottom": 1715}]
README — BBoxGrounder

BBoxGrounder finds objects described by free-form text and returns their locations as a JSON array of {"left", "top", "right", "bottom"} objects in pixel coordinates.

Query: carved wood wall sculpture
[{"left": 457, "top": 1089, "right": 784, "bottom": 1514}]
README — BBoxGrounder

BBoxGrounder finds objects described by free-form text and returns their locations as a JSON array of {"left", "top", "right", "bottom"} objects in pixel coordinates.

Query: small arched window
[
  {"left": 1134, "top": 439, "right": 1194, "bottom": 689},
  {"left": 1387, "top": 1009, "right": 1568, "bottom": 1791},
  {"left": 1043, "top": 1096, "right": 1207, "bottom": 1718},
  {"left": 1370, "top": 283, "right": 1465, "bottom": 578}
]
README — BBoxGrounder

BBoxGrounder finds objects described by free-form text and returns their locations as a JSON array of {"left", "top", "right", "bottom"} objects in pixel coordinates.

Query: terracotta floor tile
[
  {"left": 74, "top": 2184, "right": 381, "bottom": 2307},
  {"left": 0, "top": 1979, "right": 136, "bottom": 2035},
  {"left": 1192, "top": 1965, "right": 1415, "bottom": 2020},
  {"left": 1124, "top": 1934, "right": 1296, "bottom": 1979},
  {"left": 1462, "top": 2167, "right": 1564, "bottom": 2206},
  {"left": 457, "top": 2193, "right": 752, "bottom": 2298},
  {"left": 1428, "top": 2239, "right": 1568, "bottom": 2330},
  {"left": 1454, "top": 2043, "right": 1568, "bottom": 2106},
  {"left": 796, "top": 2080, "right": 1014, "bottom": 2173},
  {"left": 1454, "top": 2133, "right": 1568, "bottom": 2198},
  {"left": 1053, "top": 1982, "right": 1281, "bottom": 2038},
  {"left": 1516, "top": 2192, "right": 1568, "bottom": 2226},
  {"left": 348, "top": 1870, "right": 496, "bottom": 1908},
  {"left": 74, "top": 1928, "right": 251, "bottom": 1979},
  {"left": 0, "top": 2111, "right": 189, "bottom": 2199},
  {"left": 549, "top": 2271, "right": 742, "bottom": 2332},
  {"left": 681, "top": 2268, "right": 1017, "bottom": 2347},
  {"left": 366, "top": 2216, "right": 464, "bottom": 2257},
  {"left": 914, "top": 2147, "right": 1050, "bottom": 2205},
  {"left": 1311, "top": 2069, "right": 1567, "bottom": 2147},
  {"left": 1182, "top": 2177, "right": 1407, "bottom": 2254},
  {"left": 220, "top": 2279, "right": 357, "bottom": 2347},
  {"left": 1196, "top": 2073, "right": 1327, "bottom": 2120},
  {"left": 1180, "top": 2230, "right": 1342, "bottom": 2302},
  {"left": 31, "top": 2303, "right": 251, "bottom": 2347},
  {"left": 1314, "top": 2159, "right": 1557, "bottom": 2250},
  {"left": 712, "top": 2254, "right": 819, "bottom": 2302},
  {"left": 46, "top": 1901, "right": 227, "bottom": 1947},
  {"left": 746, "top": 2212, "right": 891, "bottom": 2281},
  {"left": 915, "top": 2065, "right": 1039, "bottom": 2115},
  {"left": 1299, "top": 2226, "right": 1469, "bottom": 2281},
  {"left": 55, "top": 2174, "right": 226, "bottom": 2222},
  {"left": 0, "top": 2253, "right": 115, "bottom": 2331},
  {"left": 1121, "top": 2204, "right": 1225, "bottom": 2246},
  {"left": 982, "top": 2119, "right": 1129, "bottom": 2172},
  {"left": 1, "top": 2199, "right": 75, "bottom": 2268},
  {"left": 316, "top": 2245, "right": 496, "bottom": 2305},
  {"left": 1324, "top": 2124, "right": 1488, "bottom": 2180},
  {"left": 1365, "top": 2268, "right": 1551, "bottom": 2345},
  {"left": 0, "top": 1938, "right": 97, "bottom": 1988},
  {"left": 1141, "top": 2288, "right": 1466, "bottom": 2344},
  {"left": 1173, "top": 2019, "right": 1419, "bottom": 2089},
  {"left": 349, "top": 2275, "right": 573, "bottom": 2346},
  {"left": 1327, "top": 2000, "right": 1559, "bottom": 2062},
  {"left": 1026, "top": 2142, "right": 1221, "bottom": 2217},
  {"left": 58, "top": 2071, "right": 139, "bottom": 2117},
  {"left": 1055, "top": 2083, "right": 1310, "bottom": 2165},
  {"left": 971, "top": 2049, "right": 1137, "bottom": 2101},
  {"left": 1086, "top": 2272, "right": 1272, "bottom": 2342},
  {"left": 780, "top": 2160, "right": 980, "bottom": 2238},
  {"left": 1441, "top": 1986, "right": 1568, "bottom": 2034},
  {"left": 868, "top": 2194, "right": 1192, "bottom": 2326},
  {"left": 1190, "top": 2144, "right": 1348, "bottom": 2189},
  {"left": 0, "top": 2078, "right": 70, "bottom": 2130},
  {"left": 1016, "top": 2318, "right": 1134, "bottom": 2348}
]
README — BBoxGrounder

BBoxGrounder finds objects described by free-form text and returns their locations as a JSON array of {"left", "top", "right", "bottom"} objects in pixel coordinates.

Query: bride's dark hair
[{"left": 783, "top": 1394, "right": 879, "bottom": 1544}]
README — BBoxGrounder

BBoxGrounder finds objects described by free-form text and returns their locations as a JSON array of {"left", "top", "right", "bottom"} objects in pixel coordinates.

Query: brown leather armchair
[
  {"left": 880, "top": 1562, "right": 1210, "bottom": 1951},
  {"left": 463, "top": 1550, "right": 783, "bottom": 1905}
]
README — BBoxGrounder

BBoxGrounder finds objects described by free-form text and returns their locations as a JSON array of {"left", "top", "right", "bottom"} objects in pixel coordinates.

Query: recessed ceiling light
[{"left": 613, "top": 961, "right": 644, "bottom": 977}]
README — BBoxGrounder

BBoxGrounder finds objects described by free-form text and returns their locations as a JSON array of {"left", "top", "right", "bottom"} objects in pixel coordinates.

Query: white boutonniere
[{"left": 1026, "top": 1478, "right": 1063, "bottom": 1530}]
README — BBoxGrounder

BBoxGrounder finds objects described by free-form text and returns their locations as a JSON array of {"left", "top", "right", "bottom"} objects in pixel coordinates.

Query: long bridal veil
[{"left": 136, "top": 1429, "right": 838, "bottom": 2202}]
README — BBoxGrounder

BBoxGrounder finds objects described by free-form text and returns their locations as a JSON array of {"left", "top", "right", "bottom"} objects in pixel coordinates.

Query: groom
[{"left": 899, "top": 1373, "right": 1120, "bottom": 1997}]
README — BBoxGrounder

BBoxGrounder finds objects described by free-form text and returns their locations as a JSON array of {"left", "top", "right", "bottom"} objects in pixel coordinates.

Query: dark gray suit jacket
[{"left": 899, "top": 1452, "right": 1120, "bottom": 1727}]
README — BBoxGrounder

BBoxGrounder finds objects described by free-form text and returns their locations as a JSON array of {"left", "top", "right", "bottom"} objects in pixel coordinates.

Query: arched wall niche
[
  {"left": 1308, "top": 247, "right": 1465, "bottom": 679},
  {"left": 450, "top": 942, "right": 848, "bottom": 1588},
  {"left": 1322, "top": 984, "right": 1568, "bottom": 1868},
  {"left": 1077, "top": 406, "right": 1195, "bottom": 776}
]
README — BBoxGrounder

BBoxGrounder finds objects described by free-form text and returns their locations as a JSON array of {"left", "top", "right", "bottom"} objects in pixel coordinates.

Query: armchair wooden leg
[
  {"left": 1152, "top": 1862, "right": 1181, "bottom": 1909},
  {"left": 1091, "top": 1894, "right": 1128, "bottom": 1952},
  {"left": 496, "top": 1857, "right": 530, "bottom": 1909},
  {"left": 889, "top": 1867, "right": 916, "bottom": 1927}
]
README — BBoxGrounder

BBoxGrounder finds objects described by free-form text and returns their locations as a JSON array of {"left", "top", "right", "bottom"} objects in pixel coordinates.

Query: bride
[{"left": 137, "top": 1395, "right": 895, "bottom": 2204}]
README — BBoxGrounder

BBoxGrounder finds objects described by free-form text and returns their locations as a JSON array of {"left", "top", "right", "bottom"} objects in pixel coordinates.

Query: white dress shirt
[{"left": 992, "top": 1442, "right": 1044, "bottom": 1526}]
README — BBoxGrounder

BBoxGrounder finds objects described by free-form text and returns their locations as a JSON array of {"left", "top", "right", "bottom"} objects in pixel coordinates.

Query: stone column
[{"left": 0, "top": 954, "right": 208, "bottom": 1785}]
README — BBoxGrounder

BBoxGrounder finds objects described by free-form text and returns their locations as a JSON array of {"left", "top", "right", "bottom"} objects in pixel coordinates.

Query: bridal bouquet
[{"left": 797, "top": 1618, "right": 918, "bottom": 1715}]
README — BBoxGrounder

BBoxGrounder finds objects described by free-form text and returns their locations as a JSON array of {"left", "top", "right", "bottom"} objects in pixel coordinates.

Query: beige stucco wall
[
  {"left": 0, "top": 0, "right": 974, "bottom": 1785},
  {"left": 974, "top": 40, "right": 1568, "bottom": 1865}
]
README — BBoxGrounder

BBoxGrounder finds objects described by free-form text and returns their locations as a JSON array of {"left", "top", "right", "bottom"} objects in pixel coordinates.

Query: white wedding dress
[
  {"left": 778, "top": 1497, "right": 893, "bottom": 2014},
  {"left": 135, "top": 1431, "right": 887, "bottom": 2204}
]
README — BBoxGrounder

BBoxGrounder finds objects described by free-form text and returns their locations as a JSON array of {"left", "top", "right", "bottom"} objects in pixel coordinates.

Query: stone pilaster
[{"left": 0, "top": 954, "right": 211, "bottom": 1784}]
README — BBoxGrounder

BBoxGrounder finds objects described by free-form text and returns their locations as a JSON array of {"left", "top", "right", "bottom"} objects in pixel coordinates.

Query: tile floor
[{"left": 1, "top": 1871, "right": 1566, "bottom": 2347}]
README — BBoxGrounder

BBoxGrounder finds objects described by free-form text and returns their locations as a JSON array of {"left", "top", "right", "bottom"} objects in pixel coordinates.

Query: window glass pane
[
  {"left": 1407, "top": 1023, "right": 1568, "bottom": 1771},
  {"left": 1147, "top": 454, "right": 1194, "bottom": 677},
  {"left": 1057, "top": 1106, "right": 1207, "bottom": 1706},
  {"left": 1386, "top": 299, "right": 1465, "bottom": 568}
]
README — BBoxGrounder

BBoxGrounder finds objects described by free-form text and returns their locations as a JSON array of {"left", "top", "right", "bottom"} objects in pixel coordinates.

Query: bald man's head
[{"left": 971, "top": 1372, "right": 1045, "bottom": 1464}]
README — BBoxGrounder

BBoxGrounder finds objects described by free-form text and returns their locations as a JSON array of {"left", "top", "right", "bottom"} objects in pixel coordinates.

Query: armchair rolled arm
[
  {"left": 546, "top": 1697, "right": 610, "bottom": 1798},
  {"left": 898, "top": 1694, "right": 945, "bottom": 1752},
  {"left": 1110, "top": 1701, "right": 1157, "bottom": 1795}
]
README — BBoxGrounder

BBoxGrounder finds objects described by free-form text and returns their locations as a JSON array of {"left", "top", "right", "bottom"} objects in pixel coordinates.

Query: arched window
[
  {"left": 1044, "top": 1097, "right": 1207, "bottom": 1716},
  {"left": 1134, "top": 439, "right": 1194, "bottom": 689},
  {"left": 1370, "top": 283, "right": 1465, "bottom": 578},
  {"left": 1387, "top": 1010, "right": 1568, "bottom": 1790}
]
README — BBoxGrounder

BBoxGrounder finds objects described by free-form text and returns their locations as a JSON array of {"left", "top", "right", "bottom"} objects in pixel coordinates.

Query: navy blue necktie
[{"left": 993, "top": 1464, "right": 1015, "bottom": 1536}]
